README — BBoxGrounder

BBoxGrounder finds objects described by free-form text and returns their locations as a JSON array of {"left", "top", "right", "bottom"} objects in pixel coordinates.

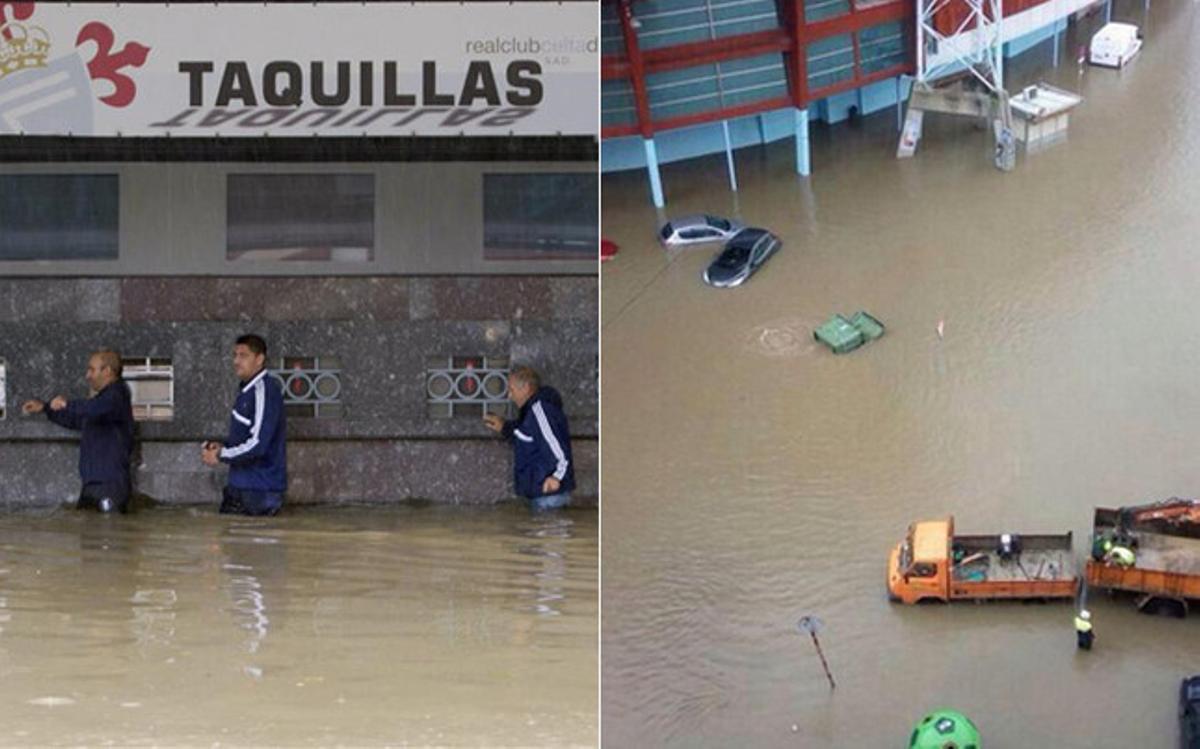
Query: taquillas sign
[{"left": 0, "top": 2, "right": 597, "bottom": 137}]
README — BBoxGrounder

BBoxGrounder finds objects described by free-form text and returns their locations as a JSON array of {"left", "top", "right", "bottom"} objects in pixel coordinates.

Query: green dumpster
[
  {"left": 813, "top": 314, "right": 864, "bottom": 354},
  {"left": 849, "top": 310, "right": 885, "bottom": 341}
]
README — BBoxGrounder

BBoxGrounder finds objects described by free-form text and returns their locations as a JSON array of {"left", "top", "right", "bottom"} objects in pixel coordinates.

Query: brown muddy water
[
  {"left": 0, "top": 505, "right": 596, "bottom": 747},
  {"left": 601, "top": 1, "right": 1200, "bottom": 745}
]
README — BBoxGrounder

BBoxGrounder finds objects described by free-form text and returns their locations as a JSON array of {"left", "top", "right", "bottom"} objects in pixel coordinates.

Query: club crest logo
[{"left": 0, "top": 2, "right": 149, "bottom": 134}]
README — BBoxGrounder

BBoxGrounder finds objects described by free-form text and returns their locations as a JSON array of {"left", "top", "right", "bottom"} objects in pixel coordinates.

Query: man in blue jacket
[
  {"left": 22, "top": 350, "right": 134, "bottom": 513},
  {"left": 483, "top": 365, "right": 575, "bottom": 510},
  {"left": 201, "top": 334, "right": 287, "bottom": 516}
]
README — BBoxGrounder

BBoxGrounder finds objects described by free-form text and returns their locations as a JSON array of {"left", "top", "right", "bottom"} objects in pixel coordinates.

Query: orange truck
[
  {"left": 1086, "top": 501, "right": 1200, "bottom": 616},
  {"left": 888, "top": 516, "right": 1078, "bottom": 604}
]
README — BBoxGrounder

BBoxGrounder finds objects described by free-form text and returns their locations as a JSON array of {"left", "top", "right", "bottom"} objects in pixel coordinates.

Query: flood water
[
  {"left": 0, "top": 505, "right": 596, "bottom": 747},
  {"left": 601, "top": 1, "right": 1200, "bottom": 745}
]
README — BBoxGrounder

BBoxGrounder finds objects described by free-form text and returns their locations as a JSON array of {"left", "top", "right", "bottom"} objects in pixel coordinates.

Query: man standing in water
[
  {"left": 1075, "top": 609, "right": 1094, "bottom": 651},
  {"left": 201, "top": 334, "right": 287, "bottom": 516},
  {"left": 483, "top": 365, "right": 575, "bottom": 510},
  {"left": 22, "top": 350, "right": 134, "bottom": 513}
]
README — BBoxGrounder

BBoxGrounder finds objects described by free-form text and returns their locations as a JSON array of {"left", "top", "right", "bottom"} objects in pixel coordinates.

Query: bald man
[{"left": 23, "top": 350, "right": 135, "bottom": 513}]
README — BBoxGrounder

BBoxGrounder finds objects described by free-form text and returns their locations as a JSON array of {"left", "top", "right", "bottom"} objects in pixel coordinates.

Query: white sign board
[{"left": 0, "top": 2, "right": 597, "bottom": 137}]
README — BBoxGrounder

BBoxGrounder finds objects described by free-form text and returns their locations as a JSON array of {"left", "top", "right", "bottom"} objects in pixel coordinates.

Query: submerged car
[
  {"left": 1182, "top": 676, "right": 1200, "bottom": 748},
  {"left": 702, "top": 228, "right": 781, "bottom": 288},
  {"left": 659, "top": 215, "right": 743, "bottom": 247}
]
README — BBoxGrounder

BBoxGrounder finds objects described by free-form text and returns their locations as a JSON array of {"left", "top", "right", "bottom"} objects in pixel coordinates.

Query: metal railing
[
  {"left": 270, "top": 357, "right": 342, "bottom": 419},
  {"left": 426, "top": 357, "right": 510, "bottom": 419}
]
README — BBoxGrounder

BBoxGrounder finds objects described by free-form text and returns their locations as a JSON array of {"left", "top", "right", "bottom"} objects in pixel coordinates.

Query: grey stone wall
[{"left": 0, "top": 276, "right": 597, "bottom": 507}]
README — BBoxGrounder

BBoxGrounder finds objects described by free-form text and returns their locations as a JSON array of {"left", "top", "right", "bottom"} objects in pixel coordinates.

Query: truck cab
[{"left": 889, "top": 519, "right": 954, "bottom": 604}]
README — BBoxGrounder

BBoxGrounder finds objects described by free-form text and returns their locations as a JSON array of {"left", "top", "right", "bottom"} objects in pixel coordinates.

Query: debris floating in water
[
  {"left": 936, "top": 319, "right": 944, "bottom": 339},
  {"left": 27, "top": 696, "right": 75, "bottom": 707}
]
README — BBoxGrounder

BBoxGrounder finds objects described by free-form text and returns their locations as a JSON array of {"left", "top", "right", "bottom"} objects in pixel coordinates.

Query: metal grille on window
[
  {"left": 426, "top": 356, "right": 510, "bottom": 419},
  {"left": 122, "top": 357, "right": 174, "bottom": 421},
  {"left": 270, "top": 357, "right": 343, "bottom": 419},
  {"left": 0, "top": 359, "right": 6, "bottom": 420}
]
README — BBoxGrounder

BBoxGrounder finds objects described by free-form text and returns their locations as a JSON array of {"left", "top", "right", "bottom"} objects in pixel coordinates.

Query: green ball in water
[{"left": 908, "top": 709, "right": 980, "bottom": 749}]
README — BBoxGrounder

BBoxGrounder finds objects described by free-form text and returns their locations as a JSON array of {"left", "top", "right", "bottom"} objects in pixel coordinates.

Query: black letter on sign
[
  {"left": 179, "top": 61, "right": 213, "bottom": 106},
  {"left": 459, "top": 61, "right": 501, "bottom": 106},
  {"left": 383, "top": 61, "right": 416, "bottom": 106},
  {"left": 506, "top": 61, "right": 543, "bottom": 106},
  {"left": 312, "top": 61, "right": 351, "bottom": 106},
  {"left": 422, "top": 61, "right": 455, "bottom": 106},
  {"left": 360, "top": 61, "right": 374, "bottom": 107},
  {"left": 264, "top": 62, "right": 303, "bottom": 106},
  {"left": 216, "top": 62, "right": 257, "bottom": 106}
]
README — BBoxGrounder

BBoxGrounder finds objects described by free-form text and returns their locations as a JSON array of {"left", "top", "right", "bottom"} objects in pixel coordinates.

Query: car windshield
[
  {"left": 715, "top": 246, "right": 750, "bottom": 268},
  {"left": 660, "top": 224, "right": 673, "bottom": 240},
  {"left": 706, "top": 216, "right": 731, "bottom": 231}
]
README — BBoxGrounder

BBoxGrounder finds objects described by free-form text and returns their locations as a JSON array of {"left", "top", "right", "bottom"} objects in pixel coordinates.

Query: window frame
[
  {"left": 481, "top": 171, "right": 598, "bottom": 262},
  {"left": 122, "top": 356, "right": 175, "bottom": 422},
  {"left": 0, "top": 172, "right": 120, "bottom": 263}
]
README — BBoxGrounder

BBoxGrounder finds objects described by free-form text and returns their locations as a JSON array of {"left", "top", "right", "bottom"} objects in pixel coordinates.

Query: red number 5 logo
[{"left": 76, "top": 21, "right": 150, "bottom": 108}]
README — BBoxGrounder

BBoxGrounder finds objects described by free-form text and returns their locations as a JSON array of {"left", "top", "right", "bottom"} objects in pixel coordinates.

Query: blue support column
[
  {"left": 794, "top": 107, "right": 811, "bottom": 177},
  {"left": 1105, "top": 0, "right": 1112, "bottom": 23},
  {"left": 896, "top": 76, "right": 904, "bottom": 132},
  {"left": 757, "top": 114, "right": 768, "bottom": 145},
  {"left": 855, "top": 87, "right": 865, "bottom": 118},
  {"left": 643, "top": 138, "right": 664, "bottom": 208},
  {"left": 721, "top": 121, "right": 738, "bottom": 192},
  {"left": 1053, "top": 23, "right": 1060, "bottom": 67}
]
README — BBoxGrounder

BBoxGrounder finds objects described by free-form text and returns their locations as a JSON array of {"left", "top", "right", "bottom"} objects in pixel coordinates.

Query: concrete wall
[{"left": 0, "top": 275, "right": 598, "bottom": 508}]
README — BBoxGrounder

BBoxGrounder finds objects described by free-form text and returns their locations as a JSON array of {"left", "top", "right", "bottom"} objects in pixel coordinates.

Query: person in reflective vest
[
  {"left": 1091, "top": 532, "right": 1114, "bottom": 561},
  {"left": 1074, "top": 609, "right": 1094, "bottom": 650},
  {"left": 1105, "top": 545, "right": 1136, "bottom": 568}
]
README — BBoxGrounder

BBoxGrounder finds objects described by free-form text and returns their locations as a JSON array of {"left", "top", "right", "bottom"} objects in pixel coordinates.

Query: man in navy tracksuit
[
  {"left": 22, "top": 350, "right": 135, "bottom": 513},
  {"left": 201, "top": 334, "right": 286, "bottom": 516},
  {"left": 483, "top": 365, "right": 575, "bottom": 510}
]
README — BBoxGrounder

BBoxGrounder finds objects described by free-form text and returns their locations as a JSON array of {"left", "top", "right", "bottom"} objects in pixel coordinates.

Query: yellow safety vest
[
  {"left": 1108, "top": 546, "right": 1135, "bottom": 567},
  {"left": 1074, "top": 616, "right": 1092, "bottom": 633}
]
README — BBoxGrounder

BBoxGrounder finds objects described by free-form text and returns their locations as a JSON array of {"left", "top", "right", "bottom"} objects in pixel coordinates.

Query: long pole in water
[{"left": 797, "top": 616, "right": 836, "bottom": 690}]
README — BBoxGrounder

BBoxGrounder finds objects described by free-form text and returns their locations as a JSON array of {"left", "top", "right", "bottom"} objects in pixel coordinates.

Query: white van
[{"left": 1089, "top": 22, "right": 1142, "bottom": 68}]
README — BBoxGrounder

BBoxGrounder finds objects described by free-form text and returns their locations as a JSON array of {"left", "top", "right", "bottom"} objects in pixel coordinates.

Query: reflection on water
[
  {"left": 602, "top": 1, "right": 1200, "bottom": 746},
  {"left": 518, "top": 514, "right": 575, "bottom": 617},
  {"left": 0, "top": 505, "right": 596, "bottom": 746}
]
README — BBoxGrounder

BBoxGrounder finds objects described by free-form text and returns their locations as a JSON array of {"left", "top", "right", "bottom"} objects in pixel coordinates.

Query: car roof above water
[
  {"left": 726, "top": 227, "right": 770, "bottom": 248},
  {"left": 668, "top": 214, "right": 728, "bottom": 229}
]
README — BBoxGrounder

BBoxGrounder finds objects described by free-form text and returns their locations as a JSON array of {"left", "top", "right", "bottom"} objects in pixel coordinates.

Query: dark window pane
[
  {"left": 227, "top": 174, "right": 374, "bottom": 262},
  {"left": 483, "top": 173, "right": 597, "bottom": 260},
  {"left": 0, "top": 175, "right": 118, "bottom": 260}
]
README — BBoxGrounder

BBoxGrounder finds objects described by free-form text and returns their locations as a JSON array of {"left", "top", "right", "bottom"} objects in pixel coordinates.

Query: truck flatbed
[{"left": 952, "top": 534, "right": 1076, "bottom": 582}]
